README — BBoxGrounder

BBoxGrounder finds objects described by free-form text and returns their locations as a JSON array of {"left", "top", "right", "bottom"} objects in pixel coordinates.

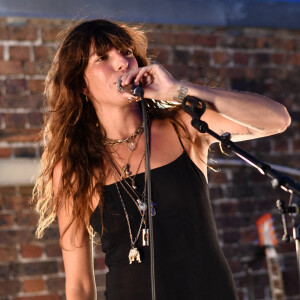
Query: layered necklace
[
  {"left": 104, "top": 123, "right": 151, "bottom": 264},
  {"left": 103, "top": 123, "right": 144, "bottom": 151}
]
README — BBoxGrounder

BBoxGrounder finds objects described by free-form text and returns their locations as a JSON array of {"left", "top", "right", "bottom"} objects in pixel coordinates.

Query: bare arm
[
  {"left": 53, "top": 162, "right": 97, "bottom": 300},
  {"left": 121, "top": 64, "right": 291, "bottom": 143},
  {"left": 170, "top": 81, "right": 291, "bottom": 143}
]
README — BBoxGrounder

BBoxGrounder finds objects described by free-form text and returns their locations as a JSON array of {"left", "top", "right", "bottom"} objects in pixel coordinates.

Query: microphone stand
[
  {"left": 182, "top": 96, "right": 300, "bottom": 287},
  {"left": 132, "top": 87, "right": 156, "bottom": 300}
]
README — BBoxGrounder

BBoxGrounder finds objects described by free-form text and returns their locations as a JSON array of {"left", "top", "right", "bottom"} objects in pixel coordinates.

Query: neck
[{"left": 94, "top": 102, "right": 143, "bottom": 140}]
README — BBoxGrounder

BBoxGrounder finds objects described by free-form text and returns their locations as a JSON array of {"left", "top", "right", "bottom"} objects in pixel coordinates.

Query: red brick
[
  {"left": 5, "top": 113, "right": 27, "bottom": 128},
  {"left": 256, "top": 36, "right": 272, "bottom": 48},
  {"left": 219, "top": 202, "right": 238, "bottom": 215},
  {"left": 28, "top": 112, "right": 44, "bottom": 127},
  {"left": 209, "top": 171, "right": 227, "bottom": 184},
  {"left": 220, "top": 35, "right": 256, "bottom": 48},
  {"left": 274, "top": 139, "right": 288, "bottom": 152},
  {"left": 293, "top": 139, "right": 300, "bottom": 151},
  {"left": 147, "top": 47, "right": 169, "bottom": 64},
  {"left": 223, "top": 230, "right": 240, "bottom": 243},
  {"left": 17, "top": 211, "right": 38, "bottom": 226},
  {"left": 6, "top": 25, "right": 37, "bottom": 41},
  {"left": 174, "top": 49, "right": 191, "bottom": 64},
  {"left": 14, "top": 261, "right": 58, "bottom": 277},
  {"left": 28, "top": 79, "right": 45, "bottom": 94},
  {"left": 15, "top": 147, "right": 36, "bottom": 158},
  {"left": 213, "top": 51, "right": 229, "bottom": 64},
  {"left": 233, "top": 52, "right": 249, "bottom": 65},
  {"left": 2, "top": 94, "right": 43, "bottom": 108},
  {"left": 9, "top": 46, "right": 30, "bottom": 61},
  {"left": 228, "top": 260, "right": 242, "bottom": 273},
  {"left": 15, "top": 295, "right": 60, "bottom": 300},
  {"left": 46, "top": 277, "right": 65, "bottom": 292},
  {"left": 0, "top": 229, "right": 34, "bottom": 244},
  {"left": 24, "top": 61, "right": 49, "bottom": 75},
  {"left": 283, "top": 270, "right": 299, "bottom": 295},
  {"left": 0, "top": 128, "right": 41, "bottom": 143},
  {"left": 33, "top": 46, "right": 57, "bottom": 62},
  {"left": 21, "top": 244, "right": 43, "bottom": 258},
  {"left": 0, "top": 186, "right": 16, "bottom": 194},
  {"left": 45, "top": 243, "right": 62, "bottom": 258},
  {"left": 270, "top": 53, "right": 286, "bottom": 64},
  {"left": 146, "top": 32, "right": 175, "bottom": 46},
  {"left": 274, "top": 38, "right": 294, "bottom": 50},
  {"left": 240, "top": 228, "right": 258, "bottom": 242},
  {"left": 19, "top": 185, "right": 34, "bottom": 196},
  {"left": 0, "top": 213, "right": 15, "bottom": 227},
  {"left": 174, "top": 33, "right": 196, "bottom": 45},
  {"left": 289, "top": 53, "right": 300, "bottom": 66},
  {"left": 254, "top": 53, "right": 270, "bottom": 64},
  {"left": 5, "top": 79, "right": 27, "bottom": 95},
  {"left": 22, "top": 278, "right": 45, "bottom": 293},
  {"left": 0, "top": 246, "right": 18, "bottom": 261},
  {"left": 2, "top": 195, "right": 28, "bottom": 210},
  {"left": 193, "top": 50, "right": 210, "bottom": 66},
  {"left": 41, "top": 26, "right": 62, "bottom": 42},
  {"left": 195, "top": 35, "right": 217, "bottom": 47},
  {"left": 0, "top": 147, "right": 13, "bottom": 158},
  {"left": 0, "top": 280, "right": 21, "bottom": 296},
  {"left": 0, "top": 61, "right": 23, "bottom": 75},
  {"left": 0, "top": 264, "right": 10, "bottom": 280}
]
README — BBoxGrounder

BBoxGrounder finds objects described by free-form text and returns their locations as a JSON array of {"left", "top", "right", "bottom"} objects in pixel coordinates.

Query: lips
[{"left": 116, "top": 76, "right": 125, "bottom": 93}]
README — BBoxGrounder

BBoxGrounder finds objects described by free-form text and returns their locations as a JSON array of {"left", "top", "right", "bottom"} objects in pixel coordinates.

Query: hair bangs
[{"left": 91, "top": 24, "right": 134, "bottom": 57}]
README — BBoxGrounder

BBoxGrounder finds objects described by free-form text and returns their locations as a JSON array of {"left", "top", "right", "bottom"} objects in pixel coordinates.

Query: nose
[{"left": 112, "top": 49, "right": 129, "bottom": 72}]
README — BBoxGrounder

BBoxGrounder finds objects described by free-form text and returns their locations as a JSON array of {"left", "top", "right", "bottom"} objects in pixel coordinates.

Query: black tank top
[{"left": 90, "top": 143, "right": 238, "bottom": 299}]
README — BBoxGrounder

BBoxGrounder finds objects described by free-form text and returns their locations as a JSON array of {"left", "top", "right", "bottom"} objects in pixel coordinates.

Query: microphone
[{"left": 117, "top": 76, "right": 144, "bottom": 98}]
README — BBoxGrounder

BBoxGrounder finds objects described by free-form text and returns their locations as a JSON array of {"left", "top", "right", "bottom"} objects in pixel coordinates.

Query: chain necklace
[
  {"left": 108, "top": 158, "right": 149, "bottom": 264},
  {"left": 109, "top": 132, "right": 143, "bottom": 179},
  {"left": 102, "top": 123, "right": 144, "bottom": 150},
  {"left": 108, "top": 152, "right": 147, "bottom": 213}
]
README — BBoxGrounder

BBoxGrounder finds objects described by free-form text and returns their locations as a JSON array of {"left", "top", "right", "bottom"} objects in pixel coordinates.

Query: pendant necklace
[
  {"left": 109, "top": 161, "right": 149, "bottom": 264},
  {"left": 114, "top": 181, "right": 146, "bottom": 264},
  {"left": 102, "top": 123, "right": 144, "bottom": 151},
  {"left": 109, "top": 127, "right": 143, "bottom": 179},
  {"left": 108, "top": 152, "right": 148, "bottom": 214}
]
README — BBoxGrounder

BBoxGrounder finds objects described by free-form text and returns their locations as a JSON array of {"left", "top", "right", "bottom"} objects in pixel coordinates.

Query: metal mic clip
[
  {"left": 116, "top": 76, "right": 144, "bottom": 98},
  {"left": 116, "top": 76, "right": 125, "bottom": 93}
]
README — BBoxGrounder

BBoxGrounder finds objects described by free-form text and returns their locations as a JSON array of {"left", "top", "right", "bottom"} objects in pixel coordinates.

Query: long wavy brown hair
[{"left": 32, "top": 19, "right": 182, "bottom": 241}]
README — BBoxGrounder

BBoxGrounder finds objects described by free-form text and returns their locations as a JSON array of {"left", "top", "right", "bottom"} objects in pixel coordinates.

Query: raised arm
[
  {"left": 121, "top": 64, "right": 291, "bottom": 143},
  {"left": 53, "top": 162, "right": 97, "bottom": 300}
]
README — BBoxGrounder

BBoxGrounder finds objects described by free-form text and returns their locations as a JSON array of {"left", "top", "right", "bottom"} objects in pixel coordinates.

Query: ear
[{"left": 82, "top": 87, "right": 88, "bottom": 95}]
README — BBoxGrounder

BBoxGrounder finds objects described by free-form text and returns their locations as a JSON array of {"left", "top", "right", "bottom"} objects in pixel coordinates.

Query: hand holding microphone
[{"left": 116, "top": 76, "right": 144, "bottom": 100}]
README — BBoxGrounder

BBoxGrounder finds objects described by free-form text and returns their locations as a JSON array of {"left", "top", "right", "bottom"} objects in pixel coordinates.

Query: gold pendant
[
  {"left": 122, "top": 164, "right": 131, "bottom": 177},
  {"left": 128, "top": 247, "right": 142, "bottom": 264},
  {"left": 142, "top": 228, "right": 149, "bottom": 246}
]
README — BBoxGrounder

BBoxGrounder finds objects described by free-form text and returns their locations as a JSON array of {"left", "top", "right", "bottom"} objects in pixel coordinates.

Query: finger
[
  {"left": 134, "top": 66, "right": 155, "bottom": 84},
  {"left": 121, "top": 69, "right": 137, "bottom": 86},
  {"left": 123, "top": 66, "right": 152, "bottom": 86}
]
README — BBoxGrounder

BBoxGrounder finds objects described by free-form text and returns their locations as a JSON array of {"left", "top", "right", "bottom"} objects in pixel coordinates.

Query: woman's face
[{"left": 84, "top": 44, "right": 138, "bottom": 107}]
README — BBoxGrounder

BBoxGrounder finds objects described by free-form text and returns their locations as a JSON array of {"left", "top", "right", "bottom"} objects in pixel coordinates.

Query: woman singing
[{"left": 33, "top": 19, "right": 291, "bottom": 300}]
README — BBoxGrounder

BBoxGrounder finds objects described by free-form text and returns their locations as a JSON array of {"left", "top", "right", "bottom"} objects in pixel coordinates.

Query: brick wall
[{"left": 0, "top": 17, "right": 299, "bottom": 299}]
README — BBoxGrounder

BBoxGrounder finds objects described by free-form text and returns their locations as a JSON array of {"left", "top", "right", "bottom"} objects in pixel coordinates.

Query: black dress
[{"left": 90, "top": 148, "right": 238, "bottom": 300}]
